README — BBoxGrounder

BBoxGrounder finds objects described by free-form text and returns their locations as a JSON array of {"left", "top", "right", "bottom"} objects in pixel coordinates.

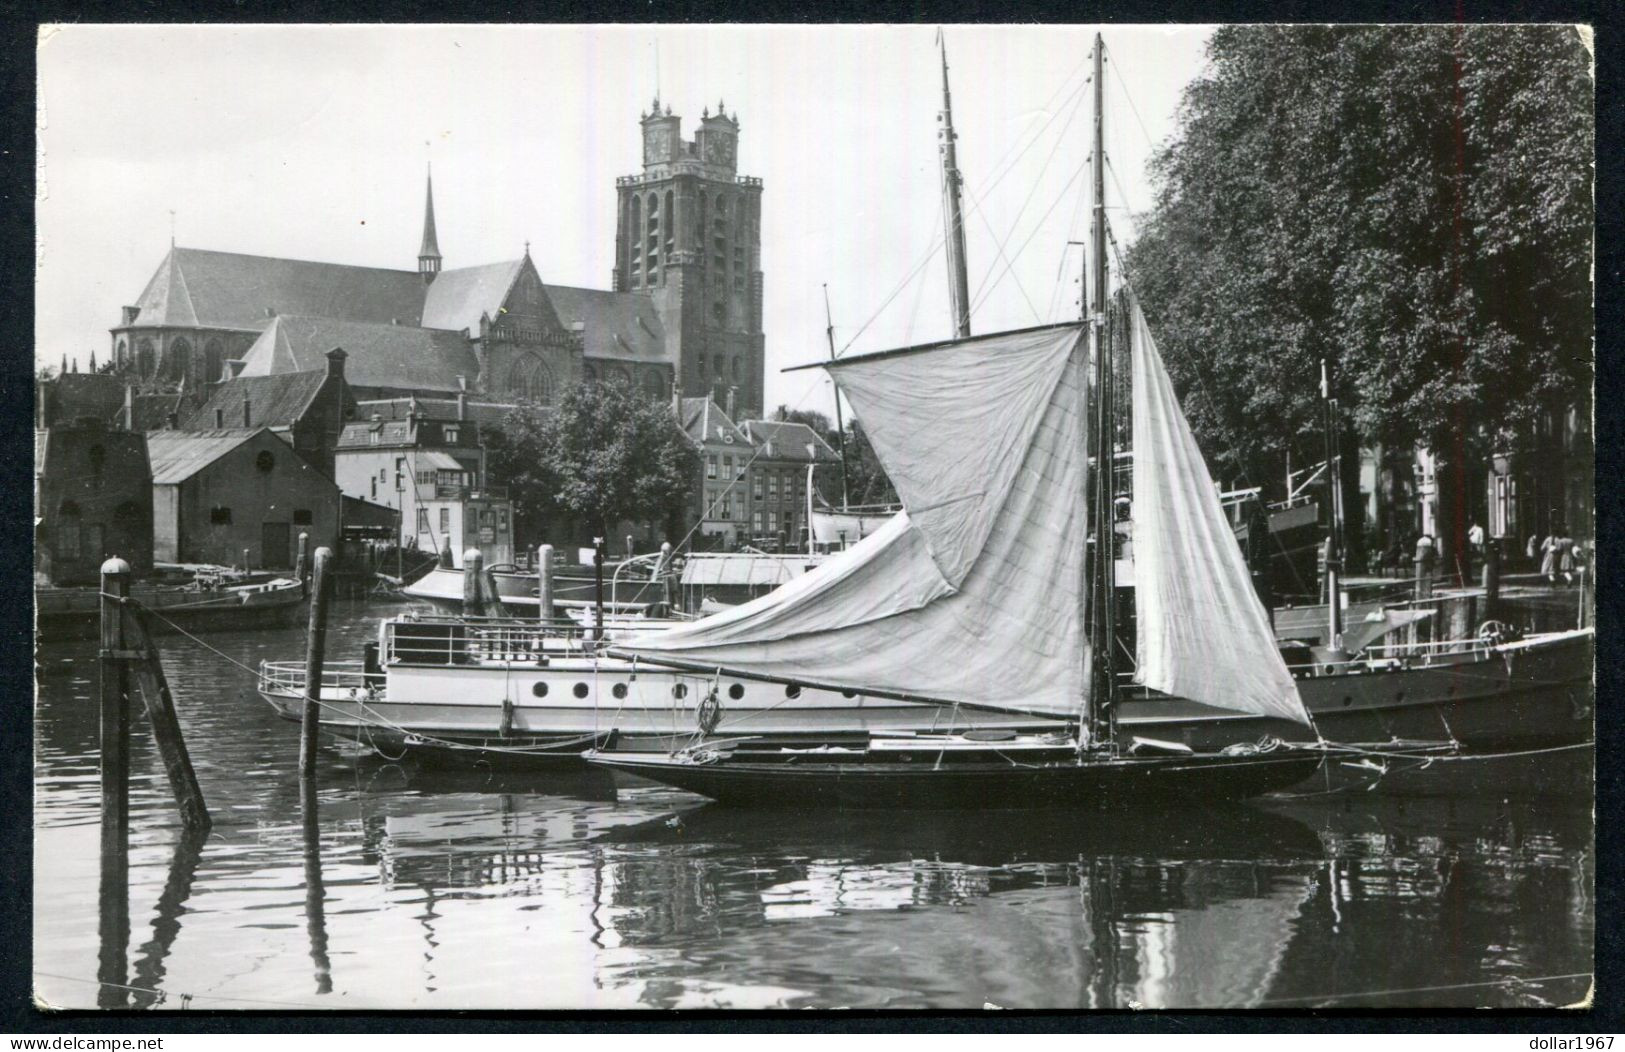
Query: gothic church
[{"left": 107, "top": 99, "right": 766, "bottom": 416}]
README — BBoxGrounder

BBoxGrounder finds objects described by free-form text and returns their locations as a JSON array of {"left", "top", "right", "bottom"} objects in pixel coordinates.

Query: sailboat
[{"left": 584, "top": 35, "right": 1325, "bottom": 807}]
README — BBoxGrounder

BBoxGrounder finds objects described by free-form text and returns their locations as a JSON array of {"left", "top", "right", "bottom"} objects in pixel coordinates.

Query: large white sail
[
  {"left": 1128, "top": 299, "right": 1312, "bottom": 725},
  {"left": 616, "top": 325, "right": 1090, "bottom": 717}
]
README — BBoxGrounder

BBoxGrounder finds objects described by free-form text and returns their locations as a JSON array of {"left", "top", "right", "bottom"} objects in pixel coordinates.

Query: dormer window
[{"left": 445, "top": 426, "right": 460, "bottom": 444}]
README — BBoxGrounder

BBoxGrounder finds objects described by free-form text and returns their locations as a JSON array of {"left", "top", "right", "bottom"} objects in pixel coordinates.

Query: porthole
[
  {"left": 1341, "top": 695, "right": 1353, "bottom": 708},
  {"left": 573, "top": 682, "right": 589, "bottom": 699},
  {"left": 673, "top": 683, "right": 688, "bottom": 699},
  {"left": 785, "top": 684, "right": 802, "bottom": 699},
  {"left": 1395, "top": 690, "right": 1406, "bottom": 704},
  {"left": 612, "top": 683, "right": 628, "bottom": 700},
  {"left": 841, "top": 690, "right": 856, "bottom": 699},
  {"left": 728, "top": 683, "right": 744, "bottom": 701},
  {"left": 531, "top": 682, "right": 549, "bottom": 698}
]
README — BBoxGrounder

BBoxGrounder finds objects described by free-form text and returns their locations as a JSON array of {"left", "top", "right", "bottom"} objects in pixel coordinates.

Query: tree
[
  {"left": 1126, "top": 25, "right": 1592, "bottom": 490},
  {"left": 1125, "top": 25, "right": 1592, "bottom": 567},
  {"left": 842, "top": 419, "right": 899, "bottom": 507},
  {"left": 486, "top": 380, "right": 699, "bottom": 550}
]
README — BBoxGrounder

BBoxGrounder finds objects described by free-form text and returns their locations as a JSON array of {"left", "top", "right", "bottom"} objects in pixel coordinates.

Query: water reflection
[{"left": 38, "top": 601, "right": 1593, "bottom": 1010}]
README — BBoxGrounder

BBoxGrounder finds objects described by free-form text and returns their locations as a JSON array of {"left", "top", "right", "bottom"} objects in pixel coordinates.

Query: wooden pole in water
[
  {"left": 97, "top": 557, "right": 131, "bottom": 1008},
  {"left": 243, "top": 548, "right": 251, "bottom": 573},
  {"left": 123, "top": 607, "right": 210, "bottom": 831},
  {"left": 463, "top": 548, "right": 484, "bottom": 617},
  {"left": 295, "top": 531, "right": 310, "bottom": 592},
  {"left": 537, "top": 544, "right": 554, "bottom": 623},
  {"left": 1482, "top": 538, "right": 1501, "bottom": 624},
  {"left": 658, "top": 541, "right": 674, "bottom": 612},
  {"left": 299, "top": 548, "right": 334, "bottom": 778}
]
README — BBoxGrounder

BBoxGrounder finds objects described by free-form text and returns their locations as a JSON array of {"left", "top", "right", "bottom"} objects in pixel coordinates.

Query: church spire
[{"left": 418, "top": 164, "right": 442, "bottom": 285}]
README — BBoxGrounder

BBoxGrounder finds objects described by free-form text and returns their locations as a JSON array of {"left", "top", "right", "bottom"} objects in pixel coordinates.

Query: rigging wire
[
  {"left": 834, "top": 61, "right": 1097, "bottom": 357},
  {"left": 964, "top": 154, "right": 1095, "bottom": 324},
  {"left": 963, "top": 71, "right": 1093, "bottom": 319}
]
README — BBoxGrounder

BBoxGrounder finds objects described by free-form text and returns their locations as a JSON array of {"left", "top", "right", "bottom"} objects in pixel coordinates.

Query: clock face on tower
[
  {"left": 705, "top": 134, "right": 735, "bottom": 166},
  {"left": 644, "top": 125, "right": 672, "bottom": 162}
]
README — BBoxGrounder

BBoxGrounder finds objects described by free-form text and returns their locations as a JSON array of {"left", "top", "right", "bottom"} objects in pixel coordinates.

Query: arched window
[
  {"left": 643, "top": 370, "right": 665, "bottom": 401},
  {"left": 732, "top": 356, "right": 742, "bottom": 382},
  {"left": 115, "top": 339, "right": 127, "bottom": 370},
  {"left": 136, "top": 338, "right": 155, "bottom": 379},
  {"left": 165, "top": 338, "right": 191, "bottom": 382},
  {"left": 204, "top": 339, "right": 224, "bottom": 383},
  {"left": 607, "top": 364, "right": 632, "bottom": 388},
  {"left": 582, "top": 363, "right": 598, "bottom": 384},
  {"left": 629, "top": 196, "right": 643, "bottom": 285},
  {"left": 663, "top": 190, "right": 675, "bottom": 255},
  {"left": 507, "top": 355, "right": 555, "bottom": 405}
]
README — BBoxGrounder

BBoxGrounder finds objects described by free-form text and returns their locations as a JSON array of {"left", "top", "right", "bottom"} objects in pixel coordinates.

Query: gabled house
[
  {"left": 739, "top": 419, "right": 840, "bottom": 551},
  {"left": 678, "top": 394, "right": 752, "bottom": 548},
  {"left": 146, "top": 428, "right": 339, "bottom": 569},
  {"left": 182, "top": 348, "right": 355, "bottom": 476}
]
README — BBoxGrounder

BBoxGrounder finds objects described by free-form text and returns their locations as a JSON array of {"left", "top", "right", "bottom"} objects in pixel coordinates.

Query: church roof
[
  {"left": 183, "top": 370, "right": 331, "bottom": 430},
  {"left": 419, "top": 259, "right": 527, "bottom": 334},
  {"left": 237, "top": 315, "right": 479, "bottom": 394},
  {"left": 547, "top": 285, "right": 668, "bottom": 362},
  {"left": 146, "top": 428, "right": 265, "bottom": 484},
  {"left": 39, "top": 374, "right": 127, "bottom": 427},
  {"left": 419, "top": 171, "right": 442, "bottom": 260},
  {"left": 122, "top": 248, "right": 427, "bottom": 332}
]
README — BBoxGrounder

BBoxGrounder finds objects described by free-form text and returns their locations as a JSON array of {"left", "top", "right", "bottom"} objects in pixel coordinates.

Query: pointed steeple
[{"left": 418, "top": 164, "right": 442, "bottom": 285}]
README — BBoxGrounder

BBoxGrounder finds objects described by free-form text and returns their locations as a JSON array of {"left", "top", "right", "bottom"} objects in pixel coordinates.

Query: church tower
[
  {"left": 613, "top": 97, "right": 764, "bottom": 416},
  {"left": 418, "top": 166, "right": 442, "bottom": 284}
]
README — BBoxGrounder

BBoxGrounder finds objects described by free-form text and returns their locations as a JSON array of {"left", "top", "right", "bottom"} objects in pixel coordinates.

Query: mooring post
[
  {"left": 299, "top": 547, "right": 334, "bottom": 778},
  {"left": 537, "top": 544, "right": 554, "bottom": 624},
  {"left": 593, "top": 535, "right": 606, "bottom": 642},
  {"left": 626, "top": 534, "right": 634, "bottom": 561},
  {"left": 463, "top": 548, "right": 484, "bottom": 617},
  {"left": 295, "top": 531, "right": 310, "bottom": 592},
  {"left": 658, "top": 541, "right": 674, "bottom": 611},
  {"left": 97, "top": 557, "right": 132, "bottom": 1008},
  {"left": 243, "top": 548, "right": 251, "bottom": 573},
  {"left": 124, "top": 607, "right": 211, "bottom": 832},
  {"left": 1482, "top": 538, "right": 1501, "bottom": 625}
]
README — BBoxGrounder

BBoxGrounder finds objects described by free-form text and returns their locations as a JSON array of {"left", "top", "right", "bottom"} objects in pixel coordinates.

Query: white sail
[
  {"left": 1129, "top": 300, "right": 1312, "bottom": 725},
  {"left": 616, "top": 325, "right": 1089, "bottom": 717}
]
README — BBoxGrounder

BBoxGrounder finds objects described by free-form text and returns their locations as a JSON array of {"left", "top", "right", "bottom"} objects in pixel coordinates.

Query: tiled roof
[
  {"left": 679, "top": 396, "right": 750, "bottom": 448},
  {"left": 123, "top": 247, "right": 427, "bottom": 332},
  {"left": 40, "top": 374, "right": 127, "bottom": 426},
  {"left": 741, "top": 420, "right": 840, "bottom": 463},
  {"left": 182, "top": 370, "right": 329, "bottom": 430},
  {"left": 337, "top": 419, "right": 414, "bottom": 448},
  {"left": 355, "top": 397, "right": 519, "bottom": 426},
  {"left": 146, "top": 429, "right": 263, "bottom": 484},
  {"left": 419, "top": 259, "right": 527, "bottom": 334},
  {"left": 547, "top": 285, "right": 668, "bottom": 361},
  {"left": 237, "top": 315, "right": 478, "bottom": 394}
]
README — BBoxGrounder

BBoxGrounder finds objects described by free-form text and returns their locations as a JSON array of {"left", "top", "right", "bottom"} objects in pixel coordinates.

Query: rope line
[{"left": 1252, "top": 971, "right": 1591, "bottom": 1007}]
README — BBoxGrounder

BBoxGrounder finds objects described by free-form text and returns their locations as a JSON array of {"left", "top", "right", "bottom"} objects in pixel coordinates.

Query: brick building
[
  {"left": 146, "top": 428, "right": 339, "bottom": 568},
  {"left": 740, "top": 419, "right": 840, "bottom": 551},
  {"left": 34, "top": 421, "right": 153, "bottom": 586}
]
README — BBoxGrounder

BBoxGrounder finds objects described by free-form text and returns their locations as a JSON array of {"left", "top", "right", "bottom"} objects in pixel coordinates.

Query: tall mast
[
  {"left": 937, "top": 30, "right": 972, "bottom": 339},
  {"left": 823, "top": 283, "right": 852, "bottom": 508},
  {"left": 1088, "top": 31, "right": 1116, "bottom": 745}
]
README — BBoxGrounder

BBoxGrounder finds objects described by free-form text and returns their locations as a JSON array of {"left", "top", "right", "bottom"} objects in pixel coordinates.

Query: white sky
[{"left": 36, "top": 23, "right": 1213, "bottom": 419}]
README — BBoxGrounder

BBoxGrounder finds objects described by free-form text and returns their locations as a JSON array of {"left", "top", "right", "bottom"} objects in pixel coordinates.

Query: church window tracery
[{"left": 508, "top": 355, "right": 555, "bottom": 405}]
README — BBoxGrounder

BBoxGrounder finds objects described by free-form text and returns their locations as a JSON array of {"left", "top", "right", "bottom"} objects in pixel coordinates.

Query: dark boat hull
[
  {"left": 587, "top": 748, "right": 1325, "bottom": 809},
  {"left": 1119, "top": 630, "right": 1594, "bottom": 752},
  {"left": 35, "top": 583, "right": 308, "bottom": 643}
]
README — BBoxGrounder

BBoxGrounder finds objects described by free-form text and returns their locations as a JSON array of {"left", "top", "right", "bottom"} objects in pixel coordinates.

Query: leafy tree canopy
[
  {"left": 487, "top": 380, "right": 699, "bottom": 545},
  {"left": 1125, "top": 25, "right": 1592, "bottom": 485}
]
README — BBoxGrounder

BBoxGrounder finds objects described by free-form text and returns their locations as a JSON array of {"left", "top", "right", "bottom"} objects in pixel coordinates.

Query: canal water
[{"left": 34, "top": 600, "right": 1594, "bottom": 1010}]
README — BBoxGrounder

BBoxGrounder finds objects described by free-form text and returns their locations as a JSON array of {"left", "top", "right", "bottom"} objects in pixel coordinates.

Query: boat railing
[
  {"left": 259, "top": 660, "right": 372, "bottom": 695},
  {"left": 384, "top": 617, "right": 590, "bottom": 667}
]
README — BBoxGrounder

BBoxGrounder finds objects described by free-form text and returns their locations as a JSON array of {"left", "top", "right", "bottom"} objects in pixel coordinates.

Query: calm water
[{"left": 34, "top": 600, "right": 1594, "bottom": 1010}]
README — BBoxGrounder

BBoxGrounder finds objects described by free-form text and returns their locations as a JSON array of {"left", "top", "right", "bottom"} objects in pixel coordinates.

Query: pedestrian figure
[
  {"left": 1526, "top": 533, "right": 1541, "bottom": 570},
  {"left": 1556, "top": 529, "right": 1576, "bottom": 583},
  {"left": 1540, "top": 532, "right": 1560, "bottom": 584}
]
